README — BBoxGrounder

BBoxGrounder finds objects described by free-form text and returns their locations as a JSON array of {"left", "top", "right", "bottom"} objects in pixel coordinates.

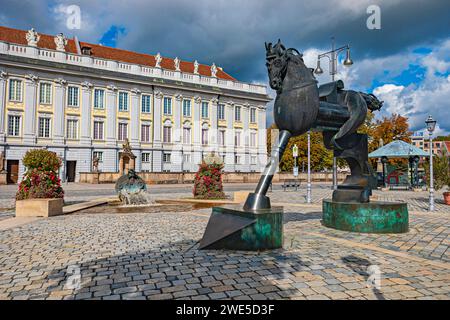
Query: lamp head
[
  {"left": 343, "top": 48, "right": 353, "bottom": 66},
  {"left": 314, "top": 59, "right": 323, "bottom": 75},
  {"left": 425, "top": 115, "right": 436, "bottom": 133}
]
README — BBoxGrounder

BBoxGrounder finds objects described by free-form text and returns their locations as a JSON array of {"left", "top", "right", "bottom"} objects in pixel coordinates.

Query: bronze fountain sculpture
[{"left": 199, "top": 40, "right": 407, "bottom": 251}]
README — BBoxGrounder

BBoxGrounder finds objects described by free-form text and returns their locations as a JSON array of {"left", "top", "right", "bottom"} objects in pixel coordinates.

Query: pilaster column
[
  {"left": 193, "top": 96, "right": 201, "bottom": 146},
  {"left": 153, "top": 90, "right": 163, "bottom": 146},
  {"left": 23, "top": 74, "right": 39, "bottom": 144},
  {"left": 106, "top": 85, "right": 118, "bottom": 146},
  {"left": 0, "top": 71, "right": 7, "bottom": 142},
  {"left": 80, "top": 81, "right": 93, "bottom": 145},
  {"left": 225, "top": 100, "right": 235, "bottom": 171},
  {"left": 210, "top": 97, "right": 218, "bottom": 149},
  {"left": 152, "top": 91, "right": 163, "bottom": 172},
  {"left": 174, "top": 94, "right": 182, "bottom": 143},
  {"left": 242, "top": 103, "right": 250, "bottom": 171},
  {"left": 130, "top": 88, "right": 141, "bottom": 148},
  {"left": 53, "top": 78, "right": 66, "bottom": 145}
]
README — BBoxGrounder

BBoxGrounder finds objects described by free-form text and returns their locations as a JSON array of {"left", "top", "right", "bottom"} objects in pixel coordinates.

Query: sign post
[{"left": 293, "top": 144, "right": 298, "bottom": 177}]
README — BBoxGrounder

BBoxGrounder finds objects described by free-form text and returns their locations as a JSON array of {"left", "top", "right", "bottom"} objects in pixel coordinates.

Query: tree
[{"left": 368, "top": 113, "right": 412, "bottom": 168}]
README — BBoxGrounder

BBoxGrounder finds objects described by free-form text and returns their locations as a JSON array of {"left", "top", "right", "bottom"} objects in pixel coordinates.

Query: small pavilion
[{"left": 369, "top": 140, "right": 429, "bottom": 188}]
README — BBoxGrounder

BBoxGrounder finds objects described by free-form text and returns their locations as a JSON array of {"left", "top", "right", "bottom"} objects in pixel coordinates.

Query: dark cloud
[{"left": 1, "top": 0, "right": 448, "bottom": 83}]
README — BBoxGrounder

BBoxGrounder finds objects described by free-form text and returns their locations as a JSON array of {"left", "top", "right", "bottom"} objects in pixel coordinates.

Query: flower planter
[
  {"left": 15, "top": 198, "right": 64, "bottom": 217},
  {"left": 443, "top": 192, "right": 450, "bottom": 205}
]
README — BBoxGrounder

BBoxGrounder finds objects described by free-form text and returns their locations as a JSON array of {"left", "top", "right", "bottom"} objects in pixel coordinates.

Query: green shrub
[
  {"left": 16, "top": 149, "right": 64, "bottom": 200},
  {"left": 424, "top": 150, "right": 450, "bottom": 191}
]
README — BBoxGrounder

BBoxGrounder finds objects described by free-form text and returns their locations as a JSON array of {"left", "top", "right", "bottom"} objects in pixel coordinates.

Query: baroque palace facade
[{"left": 0, "top": 26, "right": 270, "bottom": 183}]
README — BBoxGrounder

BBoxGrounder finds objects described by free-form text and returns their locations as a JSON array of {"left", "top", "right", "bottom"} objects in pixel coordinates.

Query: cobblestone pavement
[{"left": 0, "top": 187, "right": 448, "bottom": 300}]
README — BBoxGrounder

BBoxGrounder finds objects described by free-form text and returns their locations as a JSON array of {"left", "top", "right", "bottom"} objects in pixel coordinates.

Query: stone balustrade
[{"left": 0, "top": 41, "right": 267, "bottom": 95}]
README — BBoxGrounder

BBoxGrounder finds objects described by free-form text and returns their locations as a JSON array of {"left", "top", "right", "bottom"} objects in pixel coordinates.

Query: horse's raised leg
[{"left": 244, "top": 130, "right": 292, "bottom": 210}]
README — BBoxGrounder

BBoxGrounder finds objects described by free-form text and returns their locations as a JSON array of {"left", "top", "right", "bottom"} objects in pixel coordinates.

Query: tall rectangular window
[
  {"left": 183, "top": 99, "right": 191, "bottom": 117},
  {"left": 201, "top": 102, "right": 209, "bottom": 118},
  {"left": 183, "top": 127, "right": 191, "bottom": 144},
  {"left": 142, "top": 152, "right": 150, "bottom": 163},
  {"left": 202, "top": 128, "right": 209, "bottom": 145},
  {"left": 93, "top": 121, "right": 104, "bottom": 140},
  {"left": 94, "top": 89, "right": 105, "bottom": 109},
  {"left": 9, "top": 79, "right": 22, "bottom": 102},
  {"left": 183, "top": 154, "right": 191, "bottom": 164},
  {"left": 38, "top": 117, "right": 51, "bottom": 138},
  {"left": 218, "top": 130, "right": 226, "bottom": 146},
  {"left": 234, "top": 131, "right": 241, "bottom": 146},
  {"left": 67, "top": 86, "right": 79, "bottom": 107},
  {"left": 250, "top": 108, "right": 256, "bottom": 123},
  {"left": 142, "top": 94, "right": 151, "bottom": 113},
  {"left": 118, "top": 123, "right": 128, "bottom": 141},
  {"left": 93, "top": 151, "right": 103, "bottom": 162},
  {"left": 235, "top": 106, "right": 241, "bottom": 122},
  {"left": 163, "top": 97, "right": 172, "bottom": 115},
  {"left": 39, "top": 82, "right": 52, "bottom": 104},
  {"left": 250, "top": 132, "right": 257, "bottom": 147},
  {"left": 66, "top": 119, "right": 78, "bottom": 139},
  {"left": 118, "top": 92, "right": 129, "bottom": 111},
  {"left": 163, "top": 126, "right": 171, "bottom": 143},
  {"left": 141, "top": 124, "right": 151, "bottom": 142},
  {"left": 218, "top": 104, "right": 225, "bottom": 120},
  {"left": 235, "top": 155, "right": 241, "bottom": 165},
  {"left": 8, "top": 115, "right": 20, "bottom": 136}
]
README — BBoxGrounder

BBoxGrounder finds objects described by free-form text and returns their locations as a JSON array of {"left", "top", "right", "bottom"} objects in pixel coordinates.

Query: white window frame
[
  {"left": 235, "top": 131, "right": 241, "bottom": 147},
  {"left": 93, "top": 151, "right": 103, "bottom": 162},
  {"left": 8, "top": 79, "right": 22, "bottom": 102},
  {"left": 201, "top": 102, "right": 209, "bottom": 118},
  {"left": 7, "top": 115, "right": 21, "bottom": 136},
  {"left": 183, "top": 99, "right": 191, "bottom": 117},
  {"left": 39, "top": 82, "right": 52, "bottom": 105},
  {"left": 141, "top": 124, "right": 151, "bottom": 142},
  {"left": 118, "top": 91, "right": 129, "bottom": 112},
  {"left": 118, "top": 122, "right": 128, "bottom": 141},
  {"left": 202, "top": 128, "right": 209, "bottom": 145},
  {"left": 38, "top": 117, "right": 51, "bottom": 138},
  {"left": 142, "top": 152, "right": 150, "bottom": 163},
  {"left": 163, "top": 97, "right": 172, "bottom": 115},
  {"left": 218, "top": 129, "right": 226, "bottom": 146},
  {"left": 250, "top": 132, "right": 257, "bottom": 147},
  {"left": 66, "top": 119, "right": 78, "bottom": 139},
  {"left": 94, "top": 88, "right": 105, "bottom": 109},
  {"left": 218, "top": 104, "right": 225, "bottom": 120},
  {"left": 163, "top": 125, "right": 172, "bottom": 143},
  {"left": 93, "top": 120, "right": 104, "bottom": 140},
  {"left": 141, "top": 94, "right": 152, "bottom": 113},
  {"left": 250, "top": 108, "right": 257, "bottom": 123},
  {"left": 67, "top": 86, "right": 79, "bottom": 107},
  {"left": 163, "top": 153, "right": 171, "bottom": 163},
  {"left": 183, "top": 127, "right": 191, "bottom": 144},
  {"left": 235, "top": 106, "right": 241, "bottom": 122}
]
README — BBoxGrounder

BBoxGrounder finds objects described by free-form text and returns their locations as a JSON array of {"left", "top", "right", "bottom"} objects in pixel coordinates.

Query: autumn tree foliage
[{"left": 266, "top": 113, "right": 412, "bottom": 172}]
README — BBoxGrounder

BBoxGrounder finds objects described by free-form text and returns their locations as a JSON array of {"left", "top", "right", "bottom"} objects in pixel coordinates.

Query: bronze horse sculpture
[{"left": 244, "top": 40, "right": 383, "bottom": 210}]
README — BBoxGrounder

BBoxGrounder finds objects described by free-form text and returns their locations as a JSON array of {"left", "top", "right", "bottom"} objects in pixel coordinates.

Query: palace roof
[{"left": 0, "top": 25, "right": 236, "bottom": 81}]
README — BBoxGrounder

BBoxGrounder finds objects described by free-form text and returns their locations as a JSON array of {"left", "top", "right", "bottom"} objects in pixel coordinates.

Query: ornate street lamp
[
  {"left": 307, "top": 131, "right": 312, "bottom": 203},
  {"left": 314, "top": 37, "right": 353, "bottom": 190},
  {"left": 425, "top": 115, "right": 437, "bottom": 211}
]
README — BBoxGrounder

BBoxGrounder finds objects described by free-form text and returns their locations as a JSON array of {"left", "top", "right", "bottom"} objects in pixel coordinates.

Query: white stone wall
[{"left": 0, "top": 63, "right": 269, "bottom": 183}]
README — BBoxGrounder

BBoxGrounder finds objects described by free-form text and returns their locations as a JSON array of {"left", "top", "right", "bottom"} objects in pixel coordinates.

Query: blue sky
[{"left": 1, "top": 0, "right": 449, "bottom": 134}]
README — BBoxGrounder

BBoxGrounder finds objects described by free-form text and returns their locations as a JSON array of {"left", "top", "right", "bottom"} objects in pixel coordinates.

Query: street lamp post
[
  {"left": 314, "top": 37, "right": 353, "bottom": 191},
  {"left": 307, "top": 131, "right": 312, "bottom": 203},
  {"left": 425, "top": 115, "right": 437, "bottom": 212}
]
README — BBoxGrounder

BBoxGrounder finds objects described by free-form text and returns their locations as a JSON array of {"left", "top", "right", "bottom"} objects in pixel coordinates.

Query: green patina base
[
  {"left": 199, "top": 205, "right": 283, "bottom": 251},
  {"left": 322, "top": 199, "right": 409, "bottom": 233}
]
